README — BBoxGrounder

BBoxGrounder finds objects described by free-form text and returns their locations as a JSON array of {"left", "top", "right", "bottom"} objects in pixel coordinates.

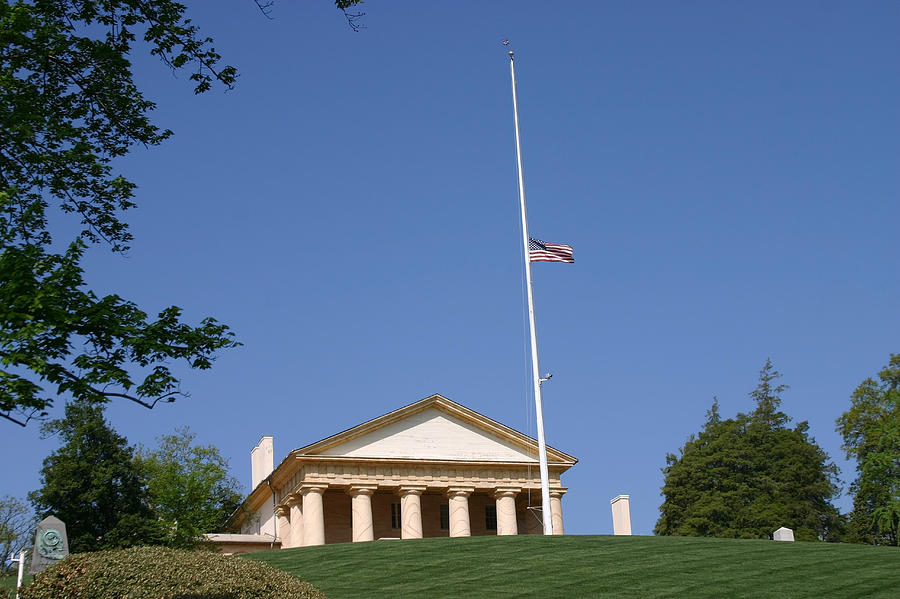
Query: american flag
[{"left": 529, "top": 238, "right": 574, "bottom": 263}]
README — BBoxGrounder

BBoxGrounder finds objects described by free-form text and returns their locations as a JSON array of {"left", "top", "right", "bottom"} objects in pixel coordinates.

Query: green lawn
[
  {"left": 249, "top": 535, "right": 899, "bottom": 599},
  {"left": 1, "top": 574, "right": 30, "bottom": 599}
]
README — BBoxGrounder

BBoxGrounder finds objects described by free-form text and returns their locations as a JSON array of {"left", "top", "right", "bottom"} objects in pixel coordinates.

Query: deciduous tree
[
  {"left": 0, "top": 0, "right": 242, "bottom": 426},
  {"left": 136, "top": 427, "right": 243, "bottom": 549},
  {"left": 0, "top": 494, "right": 33, "bottom": 574},
  {"left": 655, "top": 360, "right": 842, "bottom": 541},
  {"left": 836, "top": 353, "right": 900, "bottom": 546},
  {"left": 1, "top": 0, "right": 362, "bottom": 426}
]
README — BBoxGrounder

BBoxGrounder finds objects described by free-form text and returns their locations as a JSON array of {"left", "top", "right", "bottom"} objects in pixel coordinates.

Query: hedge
[{"left": 19, "top": 546, "right": 326, "bottom": 599}]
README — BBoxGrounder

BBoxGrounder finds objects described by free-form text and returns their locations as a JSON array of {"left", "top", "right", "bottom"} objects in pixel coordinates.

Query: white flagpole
[{"left": 508, "top": 48, "right": 553, "bottom": 535}]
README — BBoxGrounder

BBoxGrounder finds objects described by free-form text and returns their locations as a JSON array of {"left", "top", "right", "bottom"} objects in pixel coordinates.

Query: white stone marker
[
  {"left": 773, "top": 527, "right": 795, "bottom": 542},
  {"left": 610, "top": 495, "right": 632, "bottom": 536}
]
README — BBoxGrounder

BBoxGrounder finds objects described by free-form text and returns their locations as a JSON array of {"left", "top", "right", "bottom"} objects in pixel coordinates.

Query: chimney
[
  {"left": 250, "top": 436, "right": 274, "bottom": 490},
  {"left": 610, "top": 494, "right": 632, "bottom": 536}
]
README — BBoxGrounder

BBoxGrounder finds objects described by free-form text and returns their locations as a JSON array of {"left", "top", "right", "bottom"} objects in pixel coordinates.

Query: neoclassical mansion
[{"left": 209, "top": 394, "right": 577, "bottom": 553}]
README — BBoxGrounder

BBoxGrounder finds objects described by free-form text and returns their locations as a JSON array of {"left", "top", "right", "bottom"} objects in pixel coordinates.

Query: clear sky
[{"left": 2, "top": 1, "right": 898, "bottom": 537}]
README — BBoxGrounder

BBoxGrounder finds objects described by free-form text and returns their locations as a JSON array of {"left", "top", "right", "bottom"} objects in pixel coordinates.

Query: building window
[
  {"left": 485, "top": 505, "right": 497, "bottom": 531},
  {"left": 440, "top": 504, "right": 449, "bottom": 530},
  {"left": 391, "top": 503, "right": 402, "bottom": 529}
]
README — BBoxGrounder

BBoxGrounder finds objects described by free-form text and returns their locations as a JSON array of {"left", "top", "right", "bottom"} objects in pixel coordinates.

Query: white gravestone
[{"left": 773, "top": 526, "right": 795, "bottom": 542}]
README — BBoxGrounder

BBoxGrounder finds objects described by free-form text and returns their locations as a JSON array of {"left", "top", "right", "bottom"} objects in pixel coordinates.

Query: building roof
[
  {"left": 236, "top": 394, "right": 577, "bottom": 521},
  {"left": 292, "top": 393, "right": 578, "bottom": 463}
]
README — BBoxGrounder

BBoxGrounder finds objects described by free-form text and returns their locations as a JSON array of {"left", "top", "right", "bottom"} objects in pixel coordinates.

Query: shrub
[{"left": 20, "top": 546, "right": 325, "bottom": 599}]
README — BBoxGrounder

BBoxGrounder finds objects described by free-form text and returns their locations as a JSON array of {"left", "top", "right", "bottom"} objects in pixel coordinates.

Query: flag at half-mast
[{"left": 529, "top": 238, "right": 574, "bottom": 263}]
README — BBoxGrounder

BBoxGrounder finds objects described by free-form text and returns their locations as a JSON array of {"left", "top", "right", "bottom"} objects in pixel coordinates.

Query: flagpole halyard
[{"left": 509, "top": 49, "right": 554, "bottom": 536}]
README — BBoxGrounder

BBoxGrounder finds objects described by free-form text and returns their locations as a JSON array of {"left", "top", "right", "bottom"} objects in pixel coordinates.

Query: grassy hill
[{"left": 249, "top": 534, "right": 899, "bottom": 599}]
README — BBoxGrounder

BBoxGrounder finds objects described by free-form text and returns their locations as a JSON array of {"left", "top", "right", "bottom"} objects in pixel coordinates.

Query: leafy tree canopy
[
  {"left": 0, "top": 0, "right": 362, "bottom": 426},
  {"left": 836, "top": 353, "right": 900, "bottom": 545},
  {"left": 136, "top": 427, "right": 243, "bottom": 549},
  {"left": 655, "top": 360, "right": 842, "bottom": 541},
  {"left": 28, "top": 401, "right": 165, "bottom": 552},
  {"left": 29, "top": 403, "right": 246, "bottom": 553},
  {"left": 0, "top": 0, "right": 243, "bottom": 426}
]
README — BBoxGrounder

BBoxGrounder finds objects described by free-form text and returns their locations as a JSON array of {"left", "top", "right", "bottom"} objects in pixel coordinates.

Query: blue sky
[{"left": 2, "top": 1, "right": 898, "bottom": 537}]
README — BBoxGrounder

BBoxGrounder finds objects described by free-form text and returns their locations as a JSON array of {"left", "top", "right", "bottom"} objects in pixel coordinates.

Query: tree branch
[
  {"left": 254, "top": 0, "right": 275, "bottom": 19},
  {"left": 340, "top": 7, "right": 366, "bottom": 32},
  {"left": 96, "top": 390, "right": 186, "bottom": 410},
  {"left": 0, "top": 412, "right": 28, "bottom": 427}
]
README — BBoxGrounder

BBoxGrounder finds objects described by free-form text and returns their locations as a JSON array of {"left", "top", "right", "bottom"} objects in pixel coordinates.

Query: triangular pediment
[
  {"left": 316, "top": 407, "right": 537, "bottom": 461},
  {"left": 295, "top": 394, "right": 576, "bottom": 464}
]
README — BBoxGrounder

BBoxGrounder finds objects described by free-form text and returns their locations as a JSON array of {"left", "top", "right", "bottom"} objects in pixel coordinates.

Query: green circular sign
[{"left": 38, "top": 529, "right": 64, "bottom": 559}]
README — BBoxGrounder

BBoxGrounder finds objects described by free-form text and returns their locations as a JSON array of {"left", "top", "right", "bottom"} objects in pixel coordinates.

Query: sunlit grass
[{"left": 249, "top": 534, "right": 899, "bottom": 599}]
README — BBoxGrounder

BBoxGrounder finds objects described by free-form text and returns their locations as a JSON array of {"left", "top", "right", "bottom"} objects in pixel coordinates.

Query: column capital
[
  {"left": 300, "top": 483, "right": 329, "bottom": 494},
  {"left": 347, "top": 484, "right": 378, "bottom": 497},
  {"left": 274, "top": 504, "right": 290, "bottom": 518},
  {"left": 446, "top": 486, "right": 475, "bottom": 498},
  {"left": 285, "top": 492, "right": 303, "bottom": 506},
  {"left": 549, "top": 487, "right": 568, "bottom": 498},
  {"left": 398, "top": 485, "right": 426, "bottom": 496},
  {"left": 493, "top": 486, "right": 522, "bottom": 499}
]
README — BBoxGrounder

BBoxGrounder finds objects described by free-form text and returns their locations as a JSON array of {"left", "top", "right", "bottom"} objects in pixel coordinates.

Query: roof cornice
[{"left": 235, "top": 394, "right": 578, "bottom": 524}]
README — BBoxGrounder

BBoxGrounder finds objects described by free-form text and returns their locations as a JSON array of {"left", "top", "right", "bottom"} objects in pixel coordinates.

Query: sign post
[{"left": 9, "top": 548, "right": 27, "bottom": 599}]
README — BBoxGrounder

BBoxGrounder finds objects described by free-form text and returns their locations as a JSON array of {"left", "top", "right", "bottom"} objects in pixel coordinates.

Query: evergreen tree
[
  {"left": 836, "top": 353, "right": 900, "bottom": 546},
  {"left": 29, "top": 401, "right": 163, "bottom": 552},
  {"left": 655, "top": 360, "right": 841, "bottom": 541}
]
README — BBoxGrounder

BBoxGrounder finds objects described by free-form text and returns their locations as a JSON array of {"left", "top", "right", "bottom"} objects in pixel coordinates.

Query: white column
[
  {"left": 610, "top": 494, "right": 632, "bottom": 536},
  {"left": 287, "top": 493, "right": 303, "bottom": 549},
  {"left": 399, "top": 486, "right": 425, "bottom": 539},
  {"left": 349, "top": 485, "right": 377, "bottom": 542},
  {"left": 447, "top": 487, "right": 473, "bottom": 538},
  {"left": 549, "top": 488, "right": 566, "bottom": 535},
  {"left": 274, "top": 504, "right": 291, "bottom": 548},
  {"left": 301, "top": 484, "right": 328, "bottom": 546},
  {"left": 495, "top": 487, "right": 520, "bottom": 536}
]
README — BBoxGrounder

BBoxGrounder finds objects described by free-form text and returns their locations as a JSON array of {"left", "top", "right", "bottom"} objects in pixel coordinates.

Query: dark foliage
[
  {"left": 1, "top": 0, "right": 242, "bottom": 426},
  {"left": 28, "top": 401, "right": 164, "bottom": 552},
  {"left": 655, "top": 360, "right": 842, "bottom": 541}
]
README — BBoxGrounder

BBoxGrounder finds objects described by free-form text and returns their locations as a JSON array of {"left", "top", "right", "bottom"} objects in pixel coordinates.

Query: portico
[{"left": 225, "top": 395, "right": 576, "bottom": 550}]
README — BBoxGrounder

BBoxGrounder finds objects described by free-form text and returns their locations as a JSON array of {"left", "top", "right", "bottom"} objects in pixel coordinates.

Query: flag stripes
[{"left": 529, "top": 238, "right": 574, "bottom": 263}]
